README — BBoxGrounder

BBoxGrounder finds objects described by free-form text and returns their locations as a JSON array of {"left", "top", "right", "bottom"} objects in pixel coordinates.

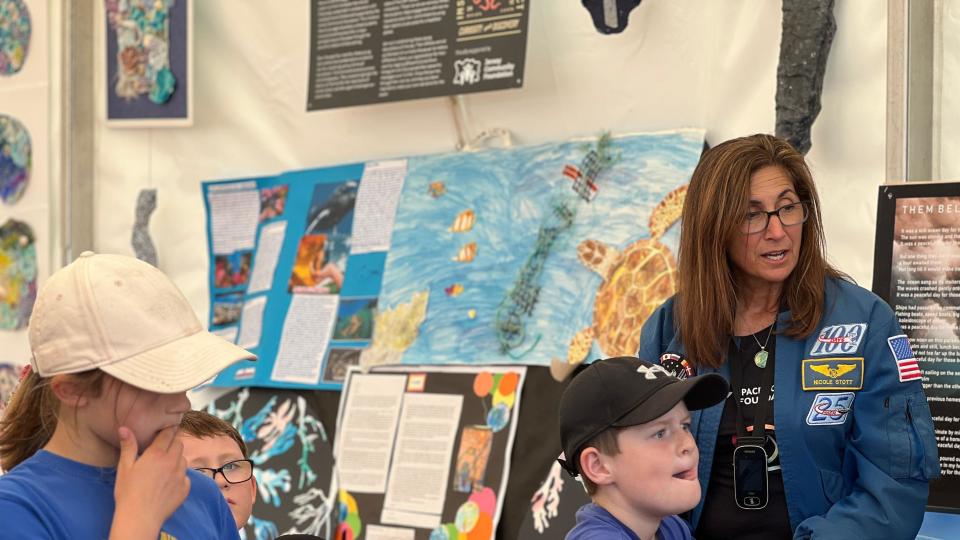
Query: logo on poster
[
  {"left": 473, "top": 0, "right": 502, "bottom": 12},
  {"left": 454, "top": 58, "right": 483, "bottom": 85}
]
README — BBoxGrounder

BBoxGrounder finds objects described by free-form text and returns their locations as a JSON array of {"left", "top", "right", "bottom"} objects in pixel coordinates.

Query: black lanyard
[{"left": 728, "top": 326, "right": 775, "bottom": 443}]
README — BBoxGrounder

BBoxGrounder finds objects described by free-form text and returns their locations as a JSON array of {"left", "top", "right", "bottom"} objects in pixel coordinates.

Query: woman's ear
[
  {"left": 48, "top": 375, "right": 90, "bottom": 408},
  {"left": 580, "top": 447, "right": 614, "bottom": 487}
]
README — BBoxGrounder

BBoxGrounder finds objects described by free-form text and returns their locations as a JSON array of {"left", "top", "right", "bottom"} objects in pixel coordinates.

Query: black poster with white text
[
  {"left": 307, "top": 0, "right": 529, "bottom": 110},
  {"left": 874, "top": 182, "right": 960, "bottom": 513}
]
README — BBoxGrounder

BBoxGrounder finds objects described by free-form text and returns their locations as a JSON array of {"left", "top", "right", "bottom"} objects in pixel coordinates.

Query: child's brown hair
[
  {"left": 179, "top": 409, "right": 248, "bottom": 457},
  {"left": 0, "top": 369, "right": 106, "bottom": 471},
  {"left": 578, "top": 426, "right": 626, "bottom": 495}
]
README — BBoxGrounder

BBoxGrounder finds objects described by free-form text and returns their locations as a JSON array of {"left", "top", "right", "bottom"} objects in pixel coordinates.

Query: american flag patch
[{"left": 887, "top": 335, "right": 921, "bottom": 382}]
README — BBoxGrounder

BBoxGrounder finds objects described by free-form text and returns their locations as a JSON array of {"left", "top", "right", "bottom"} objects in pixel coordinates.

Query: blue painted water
[{"left": 380, "top": 130, "right": 704, "bottom": 365}]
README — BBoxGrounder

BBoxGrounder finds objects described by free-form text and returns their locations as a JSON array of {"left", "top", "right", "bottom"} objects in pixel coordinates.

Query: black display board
[
  {"left": 267, "top": 366, "right": 567, "bottom": 539},
  {"left": 873, "top": 182, "right": 960, "bottom": 513},
  {"left": 206, "top": 388, "right": 336, "bottom": 538},
  {"left": 308, "top": 0, "right": 529, "bottom": 110}
]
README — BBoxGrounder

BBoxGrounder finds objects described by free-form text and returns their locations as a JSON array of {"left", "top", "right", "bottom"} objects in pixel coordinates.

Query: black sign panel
[
  {"left": 874, "top": 182, "right": 960, "bottom": 513},
  {"left": 308, "top": 0, "right": 529, "bottom": 110}
]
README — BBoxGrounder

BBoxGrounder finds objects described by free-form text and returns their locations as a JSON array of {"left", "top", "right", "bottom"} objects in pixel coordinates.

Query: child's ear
[
  {"left": 579, "top": 447, "right": 615, "bottom": 487},
  {"left": 48, "top": 375, "right": 91, "bottom": 408}
]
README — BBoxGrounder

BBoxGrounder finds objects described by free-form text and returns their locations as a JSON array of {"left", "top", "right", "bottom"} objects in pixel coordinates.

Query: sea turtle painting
[{"left": 550, "top": 184, "right": 687, "bottom": 380}]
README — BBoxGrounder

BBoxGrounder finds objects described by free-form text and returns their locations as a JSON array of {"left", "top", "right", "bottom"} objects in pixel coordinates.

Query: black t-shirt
[{"left": 695, "top": 325, "right": 793, "bottom": 540}]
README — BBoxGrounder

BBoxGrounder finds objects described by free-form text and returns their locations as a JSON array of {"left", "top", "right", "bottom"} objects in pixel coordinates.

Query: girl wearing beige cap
[{"left": 0, "top": 252, "right": 256, "bottom": 539}]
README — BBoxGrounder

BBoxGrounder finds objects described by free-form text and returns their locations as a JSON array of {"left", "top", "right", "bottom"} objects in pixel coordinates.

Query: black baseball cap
[{"left": 558, "top": 356, "right": 728, "bottom": 477}]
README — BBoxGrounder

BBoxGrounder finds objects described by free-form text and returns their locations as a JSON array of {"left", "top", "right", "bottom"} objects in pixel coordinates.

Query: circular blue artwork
[
  {"left": 0, "top": 0, "right": 31, "bottom": 75},
  {"left": 486, "top": 402, "right": 510, "bottom": 432},
  {"left": 0, "top": 114, "right": 31, "bottom": 204}
]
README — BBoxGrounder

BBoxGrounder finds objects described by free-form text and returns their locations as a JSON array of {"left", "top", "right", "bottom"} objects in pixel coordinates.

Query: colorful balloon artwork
[
  {"left": 336, "top": 490, "right": 362, "bottom": 540},
  {"left": 472, "top": 370, "right": 519, "bottom": 433},
  {"left": 431, "top": 487, "right": 497, "bottom": 540}
]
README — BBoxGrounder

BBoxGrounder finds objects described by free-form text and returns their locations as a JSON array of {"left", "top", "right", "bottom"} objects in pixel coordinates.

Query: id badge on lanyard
[{"left": 729, "top": 333, "right": 775, "bottom": 510}]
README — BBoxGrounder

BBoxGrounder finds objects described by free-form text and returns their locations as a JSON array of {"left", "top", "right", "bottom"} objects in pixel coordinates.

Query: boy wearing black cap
[{"left": 558, "top": 356, "right": 728, "bottom": 540}]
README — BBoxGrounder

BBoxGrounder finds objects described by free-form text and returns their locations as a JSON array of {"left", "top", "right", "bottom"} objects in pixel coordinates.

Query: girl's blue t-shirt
[{"left": 0, "top": 450, "right": 238, "bottom": 539}]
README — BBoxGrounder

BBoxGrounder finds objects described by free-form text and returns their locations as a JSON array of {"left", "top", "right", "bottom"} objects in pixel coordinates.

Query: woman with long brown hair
[{"left": 639, "top": 134, "right": 939, "bottom": 539}]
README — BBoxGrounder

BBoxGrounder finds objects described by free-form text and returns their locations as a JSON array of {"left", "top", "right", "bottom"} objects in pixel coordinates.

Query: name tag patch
[
  {"left": 809, "top": 323, "right": 867, "bottom": 356},
  {"left": 801, "top": 358, "right": 864, "bottom": 390},
  {"left": 806, "top": 392, "right": 855, "bottom": 425}
]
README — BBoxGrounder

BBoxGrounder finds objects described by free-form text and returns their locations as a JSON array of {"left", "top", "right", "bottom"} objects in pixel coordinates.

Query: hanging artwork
[
  {"left": 0, "top": 0, "right": 31, "bottom": 76},
  {"left": 376, "top": 130, "right": 702, "bottom": 377},
  {"left": 104, "top": 0, "right": 192, "bottom": 126},
  {"left": 206, "top": 387, "right": 335, "bottom": 539},
  {"left": 201, "top": 131, "right": 703, "bottom": 389},
  {"left": 0, "top": 113, "right": 30, "bottom": 204},
  {"left": 0, "top": 0, "right": 48, "bottom": 365},
  {"left": 0, "top": 218, "right": 36, "bottom": 330},
  {"left": 516, "top": 458, "right": 588, "bottom": 539}
]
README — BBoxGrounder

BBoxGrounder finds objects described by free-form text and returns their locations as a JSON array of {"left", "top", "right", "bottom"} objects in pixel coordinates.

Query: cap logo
[{"left": 636, "top": 364, "right": 670, "bottom": 380}]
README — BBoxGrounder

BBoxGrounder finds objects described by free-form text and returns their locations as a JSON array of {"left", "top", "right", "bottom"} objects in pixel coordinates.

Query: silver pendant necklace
[{"left": 751, "top": 323, "right": 775, "bottom": 368}]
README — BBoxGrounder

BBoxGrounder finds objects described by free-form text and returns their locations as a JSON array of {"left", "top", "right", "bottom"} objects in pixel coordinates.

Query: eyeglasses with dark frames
[
  {"left": 740, "top": 201, "right": 809, "bottom": 235},
  {"left": 193, "top": 458, "right": 254, "bottom": 484}
]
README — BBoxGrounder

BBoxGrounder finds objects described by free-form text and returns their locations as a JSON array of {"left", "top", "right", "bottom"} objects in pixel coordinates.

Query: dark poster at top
[
  {"left": 874, "top": 182, "right": 960, "bottom": 513},
  {"left": 307, "top": 0, "right": 529, "bottom": 111}
]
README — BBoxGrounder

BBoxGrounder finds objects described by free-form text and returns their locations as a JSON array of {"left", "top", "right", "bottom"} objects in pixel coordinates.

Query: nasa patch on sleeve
[
  {"left": 806, "top": 392, "right": 855, "bottom": 425},
  {"left": 809, "top": 323, "right": 867, "bottom": 356}
]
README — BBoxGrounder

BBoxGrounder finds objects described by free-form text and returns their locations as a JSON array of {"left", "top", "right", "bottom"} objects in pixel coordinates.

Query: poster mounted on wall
[
  {"left": 332, "top": 365, "right": 525, "bottom": 540},
  {"left": 307, "top": 0, "right": 529, "bottom": 111},
  {"left": 202, "top": 160, "right": 405, "bottom": 390},
  {"left": 201, "top": 130, "right": 703, "bottom": 389},
  {"left": 375, "top": 130, "right": 703, "bottom": 371},
  {"left": 873, "top": 182, "right": 960, "bottom": 513},
  {"left": 103, "top": 0, "right": 193, "bottom": 127}
]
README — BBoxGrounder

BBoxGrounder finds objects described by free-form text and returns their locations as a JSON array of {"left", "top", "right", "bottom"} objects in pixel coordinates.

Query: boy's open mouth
[{"left": 672, "top": 468, "right": 697, "bottom": 481}]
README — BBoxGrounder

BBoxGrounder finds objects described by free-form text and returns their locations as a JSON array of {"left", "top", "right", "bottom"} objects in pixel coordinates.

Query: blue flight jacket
[{"left": 638, "top": 278, "right": 940, "bottom": 540}]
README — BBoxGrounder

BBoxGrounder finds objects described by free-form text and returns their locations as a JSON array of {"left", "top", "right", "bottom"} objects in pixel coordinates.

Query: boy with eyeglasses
[{"left": 179, "top": 410, "right": 257, "bottom": 531}]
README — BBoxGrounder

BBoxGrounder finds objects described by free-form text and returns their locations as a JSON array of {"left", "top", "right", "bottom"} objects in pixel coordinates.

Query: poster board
[
  {"left": 375, "top": 129, "right": 702, "bottom": 369},
  {"left": 202, "top": 131, "right": 703, "bottom": 389},
  {"left": 203, "top": 161, "right": 405, "bottom": 389},
  {"left": 332, "top": 365, "right": 525, "bottom": 540},
  {"left": 204, "top": 387, "right": 336, "bottom": 538},
  {"left": 873, "top": 182, "right": 960, "bottom": 513},
  {"left": 307, "top": 0, "right": 529, "bottom": 110}
]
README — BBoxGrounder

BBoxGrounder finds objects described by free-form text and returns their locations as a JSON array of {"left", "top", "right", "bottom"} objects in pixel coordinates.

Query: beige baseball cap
[{"left": 28, "top": 252, "right": 256, "bottom": 393}]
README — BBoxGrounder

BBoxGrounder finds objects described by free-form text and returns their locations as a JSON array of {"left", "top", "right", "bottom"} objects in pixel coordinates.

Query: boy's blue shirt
[
  {"left": 566, "top": 502, "right": 693, "bottom": 540},
  {"left": 0, "top": 449, "right": 239, "bottom": 540}
]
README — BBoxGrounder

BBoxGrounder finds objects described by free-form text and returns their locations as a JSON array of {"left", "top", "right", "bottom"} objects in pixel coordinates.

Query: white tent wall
[
  {"left": 940, "top": 1, "right": 960, "bottom": 178},
  {"left": 92, "top": 1, "right": 885, "bottom": 329}
]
